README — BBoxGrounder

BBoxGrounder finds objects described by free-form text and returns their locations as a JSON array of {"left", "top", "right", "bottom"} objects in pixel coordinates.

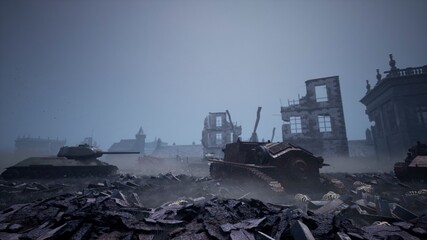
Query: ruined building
[
  {"left": 202, "top": 111, "right": 242, "bottom": 158},
  {"left": 281, "top": 76, "right": 349, "bottom": 156},
  {"left": 360, "top": 54, "right": 427, "bottom": 161}
]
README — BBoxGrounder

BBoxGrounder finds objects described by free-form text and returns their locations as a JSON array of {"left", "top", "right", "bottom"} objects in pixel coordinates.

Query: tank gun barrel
[{"left": 100, "top": 151, "right": 140, "bottom": 155}]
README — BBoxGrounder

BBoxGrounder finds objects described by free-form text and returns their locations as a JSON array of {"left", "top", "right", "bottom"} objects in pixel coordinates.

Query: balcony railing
[{"left": 384, "top": 66, "right": 427, "bottom": 78}]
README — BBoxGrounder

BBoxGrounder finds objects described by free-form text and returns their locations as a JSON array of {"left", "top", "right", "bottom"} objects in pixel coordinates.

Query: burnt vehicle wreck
[
  {"left": 1, "top": 144, "right": 139, "bottom": 179},
  {"left": 394, "top": 142, "right": 427, "bottom": 181},
  {"left": 209, "top": 139, "right": 327, "bottom": 192}
]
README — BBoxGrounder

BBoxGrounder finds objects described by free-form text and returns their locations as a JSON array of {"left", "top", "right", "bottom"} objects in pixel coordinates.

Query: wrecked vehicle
[
  {"left": 394, "top": 142, "right": 427, "bottom": 181},
  {"left": 0, "top": 144, "right": 139, "bottom": 179},
  {"left": 209, "top": 139, "right": 327, "bottom": 192}
]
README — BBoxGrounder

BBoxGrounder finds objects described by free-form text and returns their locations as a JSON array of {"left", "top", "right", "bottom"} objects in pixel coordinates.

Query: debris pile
[
  {"left": 1, "top": 192, "right": 427, "bottom": 240},
  {"left": 0, "top": 172, "right": 426, "bottom": 239}
]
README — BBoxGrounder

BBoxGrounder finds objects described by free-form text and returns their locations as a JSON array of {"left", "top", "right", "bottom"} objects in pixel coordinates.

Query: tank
[
  {"left": 1, "top": 144, "right": 139, "bottom": 179},
  {"left": 394, "top": 142, "right": 427, "bottom": 181},
  {"left": 209, "top": 139, "right": 326, "bottom": 192}
]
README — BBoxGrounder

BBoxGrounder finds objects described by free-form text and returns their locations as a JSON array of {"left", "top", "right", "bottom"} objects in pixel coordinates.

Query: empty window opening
[
  {"left": 318, "top": 115, "right": 332, "bottom": 132},
  {"left": 315, "top": 85, "right": 328, "bottom": 102},
  {"left": 216, "top": 116, "right": 222, "bottom": 127},
  {"left": 289, "top": 116, "right": 302, "bottom": 133},
  {"left": 216, "top": 133, "right": 222, "bottom": 145}
]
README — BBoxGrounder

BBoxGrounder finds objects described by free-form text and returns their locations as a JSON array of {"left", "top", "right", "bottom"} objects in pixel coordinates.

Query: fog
[{"left": 1, "top": 1, "right": 427, "bottom": 150}]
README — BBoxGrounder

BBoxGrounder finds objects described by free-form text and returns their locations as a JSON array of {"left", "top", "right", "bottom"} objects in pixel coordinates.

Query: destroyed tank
[
  {"left": 209, "top": 139, "right": 326, "bottom": 192},
  {"left": 394, "top": 142, "right": 427, "bottom": 181},
  {"left": 0, "top": 144, "right": 139, "bottom": 179}
]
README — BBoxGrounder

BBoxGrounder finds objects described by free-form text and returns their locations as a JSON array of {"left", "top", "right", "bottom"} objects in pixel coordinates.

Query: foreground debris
[
  {"left": 0, "top": 172, "right": 426, "bottom": 239},
  {"left": 1, "top": 193, "right": 426, "bottom": 240}
]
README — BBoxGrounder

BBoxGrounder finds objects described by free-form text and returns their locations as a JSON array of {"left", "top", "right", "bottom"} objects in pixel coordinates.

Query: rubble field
[{"left": 0, "top": 172, "right": 426, "bottom": 240}]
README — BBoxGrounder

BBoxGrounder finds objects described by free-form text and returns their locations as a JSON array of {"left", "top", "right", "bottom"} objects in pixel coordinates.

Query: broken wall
[
  {"left": 202, "top": 112, "right": 242, "bottom": 158},
  {"left": 281, "top": 76, "right": 349, "bottom": 157}
]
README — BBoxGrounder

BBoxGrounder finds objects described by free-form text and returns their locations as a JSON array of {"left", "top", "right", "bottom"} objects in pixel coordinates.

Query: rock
[{"left": 290, "top": 220, "right": 315, "bottom": 240}]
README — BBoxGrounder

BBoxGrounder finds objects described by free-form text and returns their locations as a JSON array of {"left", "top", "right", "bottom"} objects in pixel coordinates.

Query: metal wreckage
[
  {"left": 209, "top": 139, "right": 326, "bottom": 192},
  {"left": 209, "top": 107, "right": 327, "bottom": 193}
]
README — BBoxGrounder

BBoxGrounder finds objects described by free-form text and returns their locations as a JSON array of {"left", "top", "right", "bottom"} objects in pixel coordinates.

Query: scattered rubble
[{"left": 0, "top": 172, "right": 426, "bottom": 239}]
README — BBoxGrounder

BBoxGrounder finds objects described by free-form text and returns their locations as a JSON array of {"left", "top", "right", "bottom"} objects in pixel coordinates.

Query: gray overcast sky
[{"left": 1, "top": 0, "right": 427, "bottom": 149}]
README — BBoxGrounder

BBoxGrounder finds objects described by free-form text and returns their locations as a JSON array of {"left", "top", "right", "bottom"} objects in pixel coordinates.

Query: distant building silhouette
[
  {"left": 15, "top": 136, "right": 66, "bottom": 155},
  {"left": 360, "top": 54, "right": 427, "bottom": 161},
  {"left": 150, "top": 142, "right": 203, "bottom": 162},
  {"left": 108, "top": 127, "right": 168, "bottom": 155},
  {"left": 281, "top": 76, "right": 349, "bottom": 156},
  {"left": 201, "top": 111, "right": 242, "bottom": 158},
  {"left": 108, "top": 127, "right": 146, "bottom": 155}
]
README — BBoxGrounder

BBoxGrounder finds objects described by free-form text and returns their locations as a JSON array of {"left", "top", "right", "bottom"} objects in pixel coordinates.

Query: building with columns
[{"left": 360, "top": 54, "right": 427, "bottom": 161}]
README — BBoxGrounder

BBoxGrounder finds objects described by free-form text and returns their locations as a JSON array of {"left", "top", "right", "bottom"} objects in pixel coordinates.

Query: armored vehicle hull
[
  {"left": 209, "top": 140, "right": 326, "bottom": 192},
  {"left": 1, "top": 157, "right": 118, "bottom": 179},
  {"left": 394, "top": 142, "right": 427, "bottom": 181},
  {"left": 0, "top": 144, "right": 138, "bottom": 179}
]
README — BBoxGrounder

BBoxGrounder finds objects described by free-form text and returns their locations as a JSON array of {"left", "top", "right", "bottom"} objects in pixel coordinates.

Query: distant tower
[{"left": 134, "top": 127, "right": 146, "bottom": 155}]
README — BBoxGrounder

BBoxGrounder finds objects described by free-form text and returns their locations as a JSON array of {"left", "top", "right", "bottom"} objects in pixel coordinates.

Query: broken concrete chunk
[
  {"left": 391, "top": 203, "right": 418, "bottom": 221},
  {"left": 346, "top": 232, "right": 364, "bottom": 240},
  {"left": 313, "top": 198, "right": 344, "bottom": 214},
  {"left": 290, "top": 220, "right": 315, "bottom": 240},
  {"left": 36, "top": 223, "right": 68, "bottom": 240},
  {"left": 0, "top": 232, "right": 21, "bottom": 240},
  {"left": 375, "top": 198, "right": 392, "bottom": 217},
  {"left": 7, "top": 223, "right": 23, "bottom": 232},
  {"left": 335, "top": 232, "right": 351, "bottom": 240},
  {"left": 285, "top": 208, "right": 304, "bottom": 219},
  {"left": 129, "top": 192, "right": 143, "bottom": 207},
  {"left": 230, "top": 229, "right": 256, "bottom": 240},
  {"left": 220, "top": 223, "right": 236, "bottom": 233},
  {"left": 411, "top": 227, "right": 427, "bottom": 238}
]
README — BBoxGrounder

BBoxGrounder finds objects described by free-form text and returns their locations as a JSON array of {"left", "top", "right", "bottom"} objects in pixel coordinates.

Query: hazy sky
[{"left": 1, "top": 0, "right": 427, "bottom": 150}]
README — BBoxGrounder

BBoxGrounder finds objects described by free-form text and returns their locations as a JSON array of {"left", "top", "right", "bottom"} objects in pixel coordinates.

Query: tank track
[
  {"left": 245, "top": 167, "right": 284, "bottom": 192},
  {"left": 210, "top": 162, "right": 284, "bottom": 192}
]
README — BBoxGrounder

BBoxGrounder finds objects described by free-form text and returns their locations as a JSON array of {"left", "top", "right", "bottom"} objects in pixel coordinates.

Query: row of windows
[{"left": 289, "top": 115, "right": 332, "bottom": 133}]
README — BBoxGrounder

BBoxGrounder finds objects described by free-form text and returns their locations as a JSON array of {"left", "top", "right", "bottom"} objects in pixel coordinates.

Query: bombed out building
[
  {"left": 360, "top": 54, "right": 427, "bottom": 161},
  {"left": 281, "top": 76, "right": 349, "bottom": 156},
  {"left": 201, "top": 111, "right": 242, "bottom": 157}
]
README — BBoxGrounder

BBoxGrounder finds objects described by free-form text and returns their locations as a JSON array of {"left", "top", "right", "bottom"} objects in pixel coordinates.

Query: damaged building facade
[
  {"left": 361, "top": 54, "right": 427, "bottom": 161},
  {"left": 281, "top": 76, "right": 349, "bottom": 156},
  {"left": 202, "top": 111, "right": 242, "bottom": 158}
]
